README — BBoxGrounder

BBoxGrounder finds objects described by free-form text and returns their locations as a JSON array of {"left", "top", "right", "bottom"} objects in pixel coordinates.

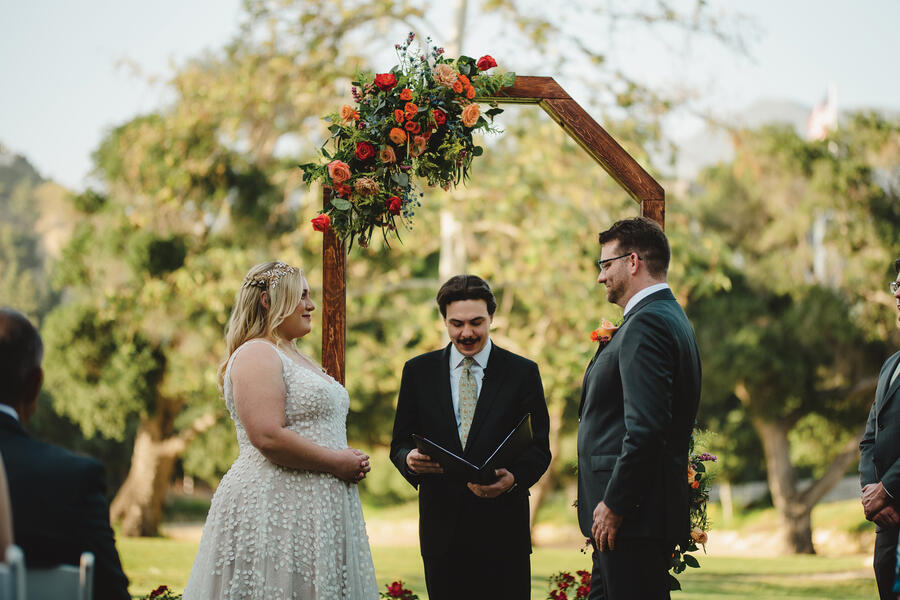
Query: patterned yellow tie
[{"left": 458, "top": 357, "right": 478, "bottom": 446}]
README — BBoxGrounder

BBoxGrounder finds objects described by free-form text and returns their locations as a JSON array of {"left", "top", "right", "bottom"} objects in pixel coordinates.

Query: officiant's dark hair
[
  {"left": 598, "top": 217, "right": 670, "bottom": 278},
  {"left": 0, "top": 308, "right": 43, "bottom": 405},
  {"left": 436, "top": 275, "right": 497, "bottom": 317}
]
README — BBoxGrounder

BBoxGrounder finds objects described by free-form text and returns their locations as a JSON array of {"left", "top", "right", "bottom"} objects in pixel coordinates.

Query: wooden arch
[{"left": 321, "top": 76, "right": 665, "bottom": 383}]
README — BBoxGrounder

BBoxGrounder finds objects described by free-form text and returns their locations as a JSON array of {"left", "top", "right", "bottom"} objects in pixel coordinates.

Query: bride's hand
[{"left": 332, "top": 448, "right": 369, "bottom": 483}]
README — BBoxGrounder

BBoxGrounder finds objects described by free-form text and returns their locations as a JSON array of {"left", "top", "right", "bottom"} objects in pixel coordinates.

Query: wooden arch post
[{"left": 321, "top": 76, "right": 665, "bottom": 382}]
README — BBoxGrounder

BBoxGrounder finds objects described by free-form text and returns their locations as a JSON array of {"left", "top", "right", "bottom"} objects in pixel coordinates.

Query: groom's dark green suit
[{"left": 577, "top": 288, "right": 701, "bottom": 598}]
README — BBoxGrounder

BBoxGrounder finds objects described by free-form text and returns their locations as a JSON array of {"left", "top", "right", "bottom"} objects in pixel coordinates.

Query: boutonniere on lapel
[{"left": 589, "top": 319, "right": 621, "bottom": 347}]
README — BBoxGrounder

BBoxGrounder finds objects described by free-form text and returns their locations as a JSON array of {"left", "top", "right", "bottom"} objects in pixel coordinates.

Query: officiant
[{"left": 390, "top": 274, "right": 551, "bottom": 600}]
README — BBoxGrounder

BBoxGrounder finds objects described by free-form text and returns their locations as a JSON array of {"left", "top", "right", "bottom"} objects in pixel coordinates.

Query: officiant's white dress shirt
[
  {"left": 449, "top": 338, "right": 492, "bottom": 437},
  {"left": 0, "top": 404, "right": 19, "bottom": 422}
]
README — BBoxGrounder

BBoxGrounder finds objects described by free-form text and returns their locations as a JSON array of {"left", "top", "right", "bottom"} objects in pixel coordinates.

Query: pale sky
[{"left": 1, "top": 0, "right": 898, "bottom": 190}]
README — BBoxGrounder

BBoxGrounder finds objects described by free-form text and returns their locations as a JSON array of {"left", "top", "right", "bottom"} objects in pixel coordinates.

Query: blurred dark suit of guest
[{"left": 0, "top": 307, "right": 130, "bottom": 600}]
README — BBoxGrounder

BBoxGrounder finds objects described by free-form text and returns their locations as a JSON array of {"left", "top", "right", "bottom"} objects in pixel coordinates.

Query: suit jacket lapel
[
  {"left": 0, "top": 412, "right": 27, "bottom": 437},
  {"left": 438, "top": 345, "right": 464, "bottom": 454},
  {"left": 877, "top": 352, "right": 900, "bottom": 416},
  {"left": 578, "top": 344, "right": 605, "bottom": 418},
  {"left": 463, "top": 344, "right": 505, "bottom": 455}
]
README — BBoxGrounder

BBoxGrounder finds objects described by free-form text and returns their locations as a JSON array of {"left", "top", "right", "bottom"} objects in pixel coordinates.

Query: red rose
[
  {"left": 374, "top": 73, "right": 397, "bottom": 90},
  {"left": 476, "top": 55, "right": 498, "bottom": 70},
  {"left": 386, "top": 196, "right": 402, "bottom": 215},
  {"left": 577, "top": 585, "right": 590, "bottom": 597},
  {"left": 311, "top": 213, "right": 331, "bottom": 233},
  {"left": 355, "top": 141, "right": 375, "bottom": 161},
  {"left": 404, "top": 120, "right": 421, "bottom": 134},
  {"left": 387, "top": 581, "right": 404, "bottom": 597},
  {"left": 334, "top": 182, "right": 351, "bottom": 198},
  {"left": 432, "top": 109, "right": 447, "bottom": 125}
]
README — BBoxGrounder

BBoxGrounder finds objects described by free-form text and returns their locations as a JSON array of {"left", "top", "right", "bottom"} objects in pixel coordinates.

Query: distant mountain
[{"left": 0, "top": 142, "right": 44, "bottom": 198}]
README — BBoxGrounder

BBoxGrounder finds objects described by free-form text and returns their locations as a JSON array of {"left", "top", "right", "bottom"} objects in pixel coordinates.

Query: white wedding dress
[{"left": 183, "top": 340, "right": 378, "bottom": 599}]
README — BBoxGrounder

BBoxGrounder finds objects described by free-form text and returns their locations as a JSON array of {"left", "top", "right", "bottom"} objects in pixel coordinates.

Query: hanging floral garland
[{"left": 300, "top": 33, "right": 516, "bottom": 248}]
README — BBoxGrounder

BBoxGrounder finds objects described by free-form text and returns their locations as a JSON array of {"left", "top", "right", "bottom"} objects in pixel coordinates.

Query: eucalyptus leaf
[{"left": 330, "top": 198, "right": 352, "bottom": 211}]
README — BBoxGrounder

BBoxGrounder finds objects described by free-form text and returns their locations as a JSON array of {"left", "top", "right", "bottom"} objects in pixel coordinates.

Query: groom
[
  {"left": 390, "top": 274, "right": 551, "bottom": 600},
  {"left": 577, "top": 217, "right": 702, "bottom": 599}
]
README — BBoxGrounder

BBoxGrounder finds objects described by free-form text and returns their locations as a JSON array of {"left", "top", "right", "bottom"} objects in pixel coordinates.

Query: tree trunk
[
  {"left": 437, "top": 0, "right": 469, "bottom": 281},
  {"left": 110, "top": 408, "right": 215, "bottom": 537},
  {"left": 529, "top": 400, "right": 564, "bottom": 531},
  {"left": 751, "top": 416, "right": 816, "bottom": 554},
  {"left": 719, "top": 479, "right": 734, "bottom": 527}
]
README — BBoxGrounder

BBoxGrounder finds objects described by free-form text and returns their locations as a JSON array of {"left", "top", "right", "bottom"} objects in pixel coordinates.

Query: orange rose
[
  {"left": 690, "top": 528, "right": 708, "bottom": 545},
  {"left": 457, "top": 74, "right": 470, "bottom": 87},
  {"left": 410, "top": 135, "right": 427, "bottom": 157},
  {"left": 466, "top": 85, "right": 475, "bottom": 99},
  {"left": 691, "top": 480, "right": 700, "bottom": 489},
  {"left": 461, "top": 103, "right": 481, "bottom": 127},
  {"left": 399, "top": 88, "right": 413, "bottom": 101},
  {"left": 327, "top": 160, "right": 351, "bottom": 184},
  {"left": 452, "top": 80, "right": 464, "bottom": 94},
  {"left": 404, "top": 102, "right": 418, "bottom": 119},
  {"left": 596, "top": 319, "right": 619, "bottom": 339},
  {"left": 394, "top": 109, "right": 405, "bottom": 123},
  {"left": 404, "top": 120, "right": 421, "bottom": 134},
  {"left": 379, "top": 146, "right": 396, "bottom": 164},
  {"left": 339, "top": 104, "right": 359, "bottom": 123},
  {"left": 389, "top": 127, "right": 407, "bottom": 145}
]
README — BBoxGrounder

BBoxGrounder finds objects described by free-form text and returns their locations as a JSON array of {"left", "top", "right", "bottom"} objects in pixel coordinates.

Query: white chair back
[
  {"left": 25, "top": 552, "right": 93, "bottom": 600},
  {"left": 0, "top": 545, "right": 25, "bottom": 600}
]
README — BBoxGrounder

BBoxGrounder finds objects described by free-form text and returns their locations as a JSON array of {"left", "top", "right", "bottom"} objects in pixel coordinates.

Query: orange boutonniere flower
[{"left": 590, "top": 319, "right": 620, "bottom": 343}]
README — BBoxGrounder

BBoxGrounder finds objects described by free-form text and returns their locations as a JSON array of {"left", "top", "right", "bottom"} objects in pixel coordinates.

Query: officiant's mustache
[{"left": 457, "top": 335, "right": 480, "bottom": 344}]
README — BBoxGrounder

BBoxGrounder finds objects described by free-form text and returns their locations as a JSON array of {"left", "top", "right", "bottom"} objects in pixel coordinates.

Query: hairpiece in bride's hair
[{"left": 242, "top": 262, "right": 298, "bottom": 290}]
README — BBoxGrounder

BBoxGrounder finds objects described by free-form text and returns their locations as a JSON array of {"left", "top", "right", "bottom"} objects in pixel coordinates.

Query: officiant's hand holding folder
[{"left": 412, "top": 413, "right": 533, "bottom": 485}]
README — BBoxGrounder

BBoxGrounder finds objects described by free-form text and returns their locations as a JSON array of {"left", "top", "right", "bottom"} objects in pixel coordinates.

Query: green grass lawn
[{"left": 119, "top": 537, "right": 877, "bottom": 599}]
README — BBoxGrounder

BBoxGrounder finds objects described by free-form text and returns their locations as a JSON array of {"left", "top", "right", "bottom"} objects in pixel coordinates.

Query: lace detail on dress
[{"left": 183, "top": 340, "right": 378, "bottom": 600}]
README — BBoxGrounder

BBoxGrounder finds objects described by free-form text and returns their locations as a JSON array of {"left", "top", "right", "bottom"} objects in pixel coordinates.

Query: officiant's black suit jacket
[
  {"left": 577, "top": 288, "right": 701, "bottom": 544},
  {"left": 860, "top": 349, "right": 900, "bottom": 505},
  {"left": 390, "top": 343, "right": 551, "bottom": 557},
  {"left": 0, "top": 412, "right": 131, "bottom": 600}
]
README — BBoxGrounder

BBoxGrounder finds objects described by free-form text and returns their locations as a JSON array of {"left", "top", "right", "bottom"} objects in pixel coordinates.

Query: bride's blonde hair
[{"left": 218, "top": 261, "right": 304, "bottom": 387}]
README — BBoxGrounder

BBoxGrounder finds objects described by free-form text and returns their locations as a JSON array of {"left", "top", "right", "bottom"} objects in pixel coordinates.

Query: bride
[{"left": 183, "top": 261, "right": 378, "bottom": 599}]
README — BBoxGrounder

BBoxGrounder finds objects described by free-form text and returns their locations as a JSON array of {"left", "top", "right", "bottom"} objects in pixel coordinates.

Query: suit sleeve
[
  {"left": 75, "top": 459, "right": 131, "bottom": 600},
  {"left": 604, "top": 311, "right": 675, "bottom": 516},
  {"left": 507, "top": 362, "right": 551, "bottom": 490},
  {"left": 859, "top": 397, "right": 878, "bottom": 489},
  {"left": 390, "top": 361, "right": 421, "bottom": 488}
]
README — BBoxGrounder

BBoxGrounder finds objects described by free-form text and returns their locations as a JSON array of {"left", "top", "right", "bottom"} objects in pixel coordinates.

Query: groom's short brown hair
[
  {"left": 436, "top": 275, "right": 497, "bottom": 317},
  {"left": 598, "top": 217, "right": 670, "bottom": 278},
  {"left": 895, "top": 256, "right": 900, "bottom": 274}
]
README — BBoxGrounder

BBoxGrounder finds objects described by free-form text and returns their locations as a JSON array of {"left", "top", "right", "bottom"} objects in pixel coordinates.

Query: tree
[{"left": 685, "top": 114, "right": 900, "bottom": 553}]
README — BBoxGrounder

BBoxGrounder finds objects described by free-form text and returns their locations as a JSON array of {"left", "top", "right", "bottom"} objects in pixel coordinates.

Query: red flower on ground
[
  {"left": 374, "top": 73, "right": 397, "bottom": 90},
  {"left": 149, "top": 586, "right": 168, "bottom": 599},
  {"left": 355, "top": 141, "right": 376, "bottom": 161},
  {"left": 311, "top": 213, "right": 331, "bottom": 232},
  {"left": 386, "top": 196, "right": 402, "bottom": 215},
  {"left": 476, "top": 55, "right": 498, "bottom": 70}
]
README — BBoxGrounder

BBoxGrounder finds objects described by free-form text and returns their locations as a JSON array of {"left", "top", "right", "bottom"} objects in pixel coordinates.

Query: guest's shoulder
[{"left": 18, "top": 436, "right": 105, "bottom": 481}]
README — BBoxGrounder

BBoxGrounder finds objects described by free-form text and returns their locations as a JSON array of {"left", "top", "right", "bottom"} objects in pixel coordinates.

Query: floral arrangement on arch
[
  {"left": 300, "top": 33, "right": 516, "bottom": 248},
  {"left": 669, "top": 430, "right": 717, "bottom": 590}
]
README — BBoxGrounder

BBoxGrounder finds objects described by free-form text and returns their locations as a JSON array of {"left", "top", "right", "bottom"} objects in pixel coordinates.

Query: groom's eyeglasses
[
  {"left": 595, "top": 253, "right": 640, "bottom": 273},
  {"left": 891, "top": 281, "right": 900, "bottom": 294}
]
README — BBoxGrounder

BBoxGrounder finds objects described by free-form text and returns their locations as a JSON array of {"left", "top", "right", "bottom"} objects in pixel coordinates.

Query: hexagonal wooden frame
[{"left": 321, "top": 76, "right": 665, "bottom": 383}]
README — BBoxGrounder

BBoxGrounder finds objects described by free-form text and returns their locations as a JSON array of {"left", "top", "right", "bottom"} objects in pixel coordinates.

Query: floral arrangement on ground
[{"left": 300, "top": 33, "right": 515, "bottom": 248}]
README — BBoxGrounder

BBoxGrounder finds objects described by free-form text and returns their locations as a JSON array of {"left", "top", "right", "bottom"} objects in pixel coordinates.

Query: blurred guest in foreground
[{"left": 0, "top": 307, "right": 130, "bottom": 599}]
